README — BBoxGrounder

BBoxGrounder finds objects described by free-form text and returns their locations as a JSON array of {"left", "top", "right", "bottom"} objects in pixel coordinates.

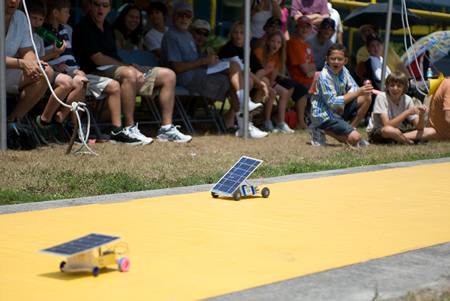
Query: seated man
[
  {"left": 305, "top": 18, "right": 336, "bottom": 71},
  {"left": 160, "top": 2, "right": 264, "bottom": 138},
  {"left": 189, "top": 19, "right": 214, "bottom": 56},
  {"left": 73, "top": 0, "right": 191, "bottom": 143},
  {"left": 5, "top": 0, "right": 53, "bottom": 123},
  {"left": 309, "top": 44, "right": 372, "bottom": 147}
]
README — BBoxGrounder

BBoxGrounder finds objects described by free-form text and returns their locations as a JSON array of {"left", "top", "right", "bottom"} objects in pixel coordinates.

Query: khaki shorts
[
  {"left": 92, "top": 66, "right": 160, "bottom": 97},
  {"left": 5, "top": 69, "right": 23, "bottom": 94}
]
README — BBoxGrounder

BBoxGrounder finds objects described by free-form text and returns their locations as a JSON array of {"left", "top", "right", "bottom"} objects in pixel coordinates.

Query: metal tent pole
[
  {"left": 243, "top": 0, "right": 250, "bottom": 140},
  {"left": 1, "top": 0, "right": 7, "bottom": 152},
  {"left": 381, "top": 0, "right": 394, "bottom": 91}
]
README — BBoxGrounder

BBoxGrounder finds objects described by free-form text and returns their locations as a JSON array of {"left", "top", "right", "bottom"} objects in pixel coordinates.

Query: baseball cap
[
  {"left": 173, "top": 1, "right": 193, "bottom": 14},
  {"left": 320, "top": 18, "right": 336, "bottom": 29},
  {"left": 296, "top": 16, "right": 311, "bottom": 26},
  {"left": 265, "top": 16, "right": 282, "bottom": 27},
  {"left": 366, "top": 33, "right": 383, "bottom": 46},
  {"left": 191, "top": 19, "right": 211, "bottom": 32}
]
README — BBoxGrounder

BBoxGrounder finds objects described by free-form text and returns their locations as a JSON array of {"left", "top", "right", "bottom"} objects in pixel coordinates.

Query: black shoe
[{"left": 110, "top": 127, "right": 147, "bottom": 145}]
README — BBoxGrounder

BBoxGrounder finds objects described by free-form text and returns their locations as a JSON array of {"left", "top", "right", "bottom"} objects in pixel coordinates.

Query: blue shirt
[
  {"left": 310, "top": 62, "right": 359, "bottom": 127},
  {"left": 160, "top": 28, "right": 201, "bottom": 87}
]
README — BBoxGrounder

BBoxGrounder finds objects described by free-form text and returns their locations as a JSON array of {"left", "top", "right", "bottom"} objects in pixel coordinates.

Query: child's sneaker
[
  {"left": 32, "top": 115, "right": 54, "bottom": 145},
  {"left": 239, "top": 100, "right": 263, "bottom": 117},
  {"left": 358, "top": 138, "right": 370, "bottom": 147},
  {"left": 127, "top": 124, "right": 153, "bottom": 145},
  {"left": 236, "top": 123, "right": 268, "bottom": 138},
  {"left": 261, "top": 120, "right": 277, "bottom": 133},
  {"left": 309, "top": 127, "right": 326, "bottom": 146},
  {"left": 275, "top": 122, "right": 295, "bottom": 133},
  {"left": 156, "top": 125, "right": 192, "bottom": 143},
  {"left": 110, "top": 127, "right": 148, "bottom": 145}
]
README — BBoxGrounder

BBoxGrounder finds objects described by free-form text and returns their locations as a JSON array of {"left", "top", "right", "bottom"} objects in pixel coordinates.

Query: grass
[{"left": 1, "top": 126, "right": 449, "bottom": 205}]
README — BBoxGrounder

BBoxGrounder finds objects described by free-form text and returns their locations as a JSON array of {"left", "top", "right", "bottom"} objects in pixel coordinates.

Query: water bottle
[
  {"left": 426, "top": 67, "right": 433, "bottom": 79},
  {"left": 36, "top": 26, "right": 63, "bottom": 48}
]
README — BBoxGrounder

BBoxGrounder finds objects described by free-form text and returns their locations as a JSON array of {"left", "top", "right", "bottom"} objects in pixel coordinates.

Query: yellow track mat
[{"left": 1, "top": 163, "right": 449, "bottom": 300}]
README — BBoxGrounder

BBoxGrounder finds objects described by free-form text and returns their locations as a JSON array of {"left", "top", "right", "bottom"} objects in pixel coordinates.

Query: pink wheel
[{"left": 118, "top": 257, "right": 130, "bottom": 272}]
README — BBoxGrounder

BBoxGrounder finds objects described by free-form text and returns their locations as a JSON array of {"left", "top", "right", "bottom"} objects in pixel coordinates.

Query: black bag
[{"left": 7, "top": 119, "right": 38, "bottom": 150}]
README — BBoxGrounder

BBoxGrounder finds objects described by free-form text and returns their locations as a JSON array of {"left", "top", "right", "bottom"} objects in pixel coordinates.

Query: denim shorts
[{"left": 318, "top": 118, "right": 355, "bottom": 136}]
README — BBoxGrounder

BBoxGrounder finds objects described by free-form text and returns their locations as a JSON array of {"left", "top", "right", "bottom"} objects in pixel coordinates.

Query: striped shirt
[
  {"left": 310, "top": 62, "right": 359, "bottom": 127},
  {"left": 42, "top": 23, "right": 79, "bottom": 72}
]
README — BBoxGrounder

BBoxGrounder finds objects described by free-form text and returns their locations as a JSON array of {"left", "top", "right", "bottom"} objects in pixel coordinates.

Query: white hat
[{"left": 191, "top": 19, "right": 211, "bottom": 32}]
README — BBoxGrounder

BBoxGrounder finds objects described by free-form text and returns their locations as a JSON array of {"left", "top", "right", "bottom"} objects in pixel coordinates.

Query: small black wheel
[
  {"left": 261, "top": 187, "right": 270, "bottom": 198},
  {"left": 92, "top": 266, "right": 100, "bottom": 277},
  {"left": 211, "top": 192, "right": 219, "bottom": 198},
  {"left": 60, "top": 261, "right": 66, "bottom": 272},
  {"left": 233, "top": 190, "right": 242, "bottom": 201}
]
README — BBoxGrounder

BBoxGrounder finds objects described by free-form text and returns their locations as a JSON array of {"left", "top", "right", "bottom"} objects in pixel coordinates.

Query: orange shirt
[
  {"left": 286, "top": 37, "right": 314, "bottom": 87},
  {"left": 427, "top": 78, "right": 450, "bottom": 140},
  {"left": 253, "top": 47, "right": 281, "bottom": 80}
]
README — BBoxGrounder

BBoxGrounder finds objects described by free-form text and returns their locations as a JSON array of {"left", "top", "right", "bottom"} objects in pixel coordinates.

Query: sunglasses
[
  {"left": 321, "top": 25, "right": 334, "bottom": 31},
  {"left": 268, "top": 23, "right": 282, "bottom": 28},
  {"left": 194, "top": 29, "right": 209, "bottom": 37},
  {"left": 178, "top": 12, "right": 193, "bottom": 19},
  {"left": 92, "top": 1, "right": 111, "bottom": 8}
]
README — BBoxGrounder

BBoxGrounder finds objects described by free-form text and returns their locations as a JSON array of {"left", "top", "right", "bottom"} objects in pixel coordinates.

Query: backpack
[{"left": 7, "top": 119, "right": 38, "bottom": 150}]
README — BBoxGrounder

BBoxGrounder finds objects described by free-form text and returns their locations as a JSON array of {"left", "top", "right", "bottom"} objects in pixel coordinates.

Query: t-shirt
[
  {"left": 145, "top": 27, "right": 168, "bottom": 51},
  {"left": 290, "top": 0, "right": 329, "bottom": 36},
  {"left": 42, "top": 23, "right": 79, "bottom": 72},
  {"left": 32, "top": 33, "right": 46, "bottom": 57},
  {"left": 115, "top": 29, "right": 143, "bottom": 52},
  {"left": 160, "top": 28, "right": 199, "bottom": 87},
  {"left": 305, "top": 35, "right": 333, "bottom": 71},
  {"left": 286, "top": 37, "right": 314, "bottom": 87},
  {"left": 5, "top": 10, "right": 32, "bottom": 58},
  {"left": 426, "top": 78, "right": 450, "bottom": 140},
  {"left": 253, "top": 47, "right": 281, "bottom": 79},
  {"left": 356, "top": 44, "right": 401, "bottom": 73},
  {"left": 218, "top": 41, "right": 263, "bottom": 73},
  {"left": 251, "top": 1, "right": 273, "bottom": 39},
  {"left": 73, "top": 15, "right": 122, "bottom": 74},
  {"left": 366, "top": 92, "right": 418, "bottom": 133},
  {"left": 368, "top": 56, "right": 391, "bottom": 81}
]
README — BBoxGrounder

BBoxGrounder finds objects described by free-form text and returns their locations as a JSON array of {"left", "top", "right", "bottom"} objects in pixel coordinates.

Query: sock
[
  {"left": 236, "top": 89, "right": 244, "bottom": 106},
  {"left": 40, "top": 118, "right": 51, "bottom": 127},
  {"left": 112, "top": 126, "right": 123, "bottom": 133},
  {"left": 161, "top": 124, "right": 172, "bottom": 130}
]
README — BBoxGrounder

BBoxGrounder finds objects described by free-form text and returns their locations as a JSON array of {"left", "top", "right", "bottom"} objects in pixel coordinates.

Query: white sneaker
[
  {"left": 275, "top": 122, "right": 295, "bottom": 133},
  {"left": 127, "top": 124, "right": 153, "bottom": 145},
  {"left": 236, "top": 123, "right": 268, "bottom": 138},
  {"left": 358, "top": 138, "right": 370, "bottom": 147},
  {"left": 156, "top": 125, "right": 192, "bottom": 143},
  {"left": 309, "top": 127, "right": 326, "bottom": 146},
  {"left": 239, "top": 100, "right": 263, "bottom": 117}
]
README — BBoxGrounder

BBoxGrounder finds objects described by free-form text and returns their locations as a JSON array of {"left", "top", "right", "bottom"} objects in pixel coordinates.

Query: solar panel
[
  {"left": 211, "top": 156, "right": 262, "bottom": 196},
  {"left": 39, "top": 233, "right": 122, "bottom": 257}
]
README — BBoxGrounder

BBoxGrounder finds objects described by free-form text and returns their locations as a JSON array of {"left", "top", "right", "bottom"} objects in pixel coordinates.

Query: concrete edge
[{"left": 2, "top": 157, "right": 449, "bottom": 215}]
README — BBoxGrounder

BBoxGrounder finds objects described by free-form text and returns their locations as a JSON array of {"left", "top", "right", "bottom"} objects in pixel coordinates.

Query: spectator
[
  {"left": 309, "top": 44, "right": 371, "bottom": 147},
  {"left": 306, "top": 17, "right": 335, "bottom": 71},
  {"left": 5, "top": 0, "right": 53, "bottom": 124},
  {"left": 426, "top": 78, "right": 450, "bottom": 141},
  {"left": 254, "top": 31, "right": 296, "bottom": 133},
  {"left": 363, "top": 33, "right": 392, "bottom": 90},
  {"left": 161, "top": 2, "right": 267, "bottom": 138},
  {"left": 189, "top": 19, "right": 214, "bottom": 56},
  {"left": 73, "top": 0, "right": 192, "bottom": 143},
  {"left": 327, "top": 0, "right": 343, "bottom": 44},
  {"left": 366, "top": 71, "right": 433, "bottom": 144},
  {"left": 40, "top": 0, "right": 145, "bottom": 145},
  {"left": 113, "top": 4, "right": 144, "bottom": 52},
  {"left": 144, "top": 1, "right": 168, "bottom": 58},
  {"left": 286, "top": 16, "right": 316, "bottom": 89},
  {"left": 356, "top": 24, "right": 410, "bottom": 77},
  {"left": 26, "top": 0, "right": 83, "bottom": 145},
  {"left": 277, "top": 0, "right": 290, "bottom": 40},
  {"left": 291, "top": 0, "right": 329, "bottom": 36},
  {"left": 252, "top": 16, "right": 283, "bottom": 50},
  {"left": 239, "top": 0, "right": 282, "bottom": 45},
  {"left": 218, "top": 20, "right": 271, "bottom": 135}
]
